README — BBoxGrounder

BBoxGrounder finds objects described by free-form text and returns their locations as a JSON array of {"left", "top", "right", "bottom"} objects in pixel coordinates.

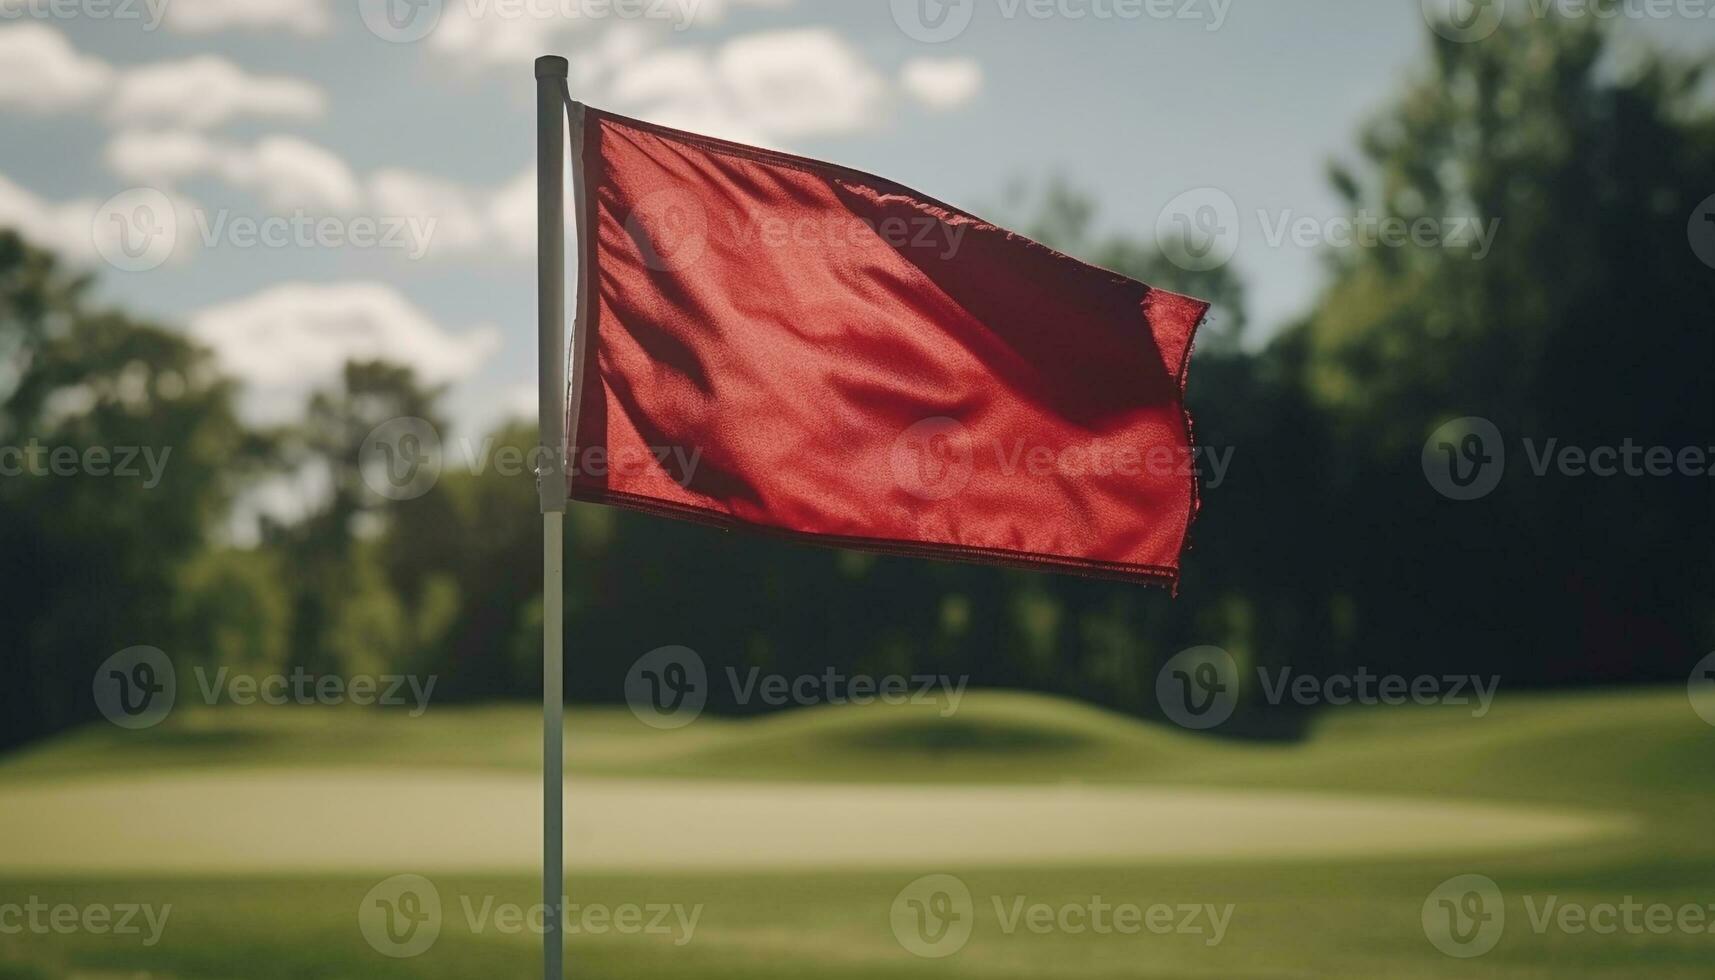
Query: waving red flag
[{"left": 566, "top": 105, "right": 1209, "bottom": 588}]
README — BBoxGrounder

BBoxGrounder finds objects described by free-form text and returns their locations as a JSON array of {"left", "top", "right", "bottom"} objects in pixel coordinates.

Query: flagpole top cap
[{"left": 535, "top": 55, "right": 569, "bottom": 78}]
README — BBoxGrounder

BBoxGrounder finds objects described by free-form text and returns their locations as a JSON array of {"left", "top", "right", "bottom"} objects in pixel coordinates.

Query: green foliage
[
  {"left": 2, "top": 14, "right": 1709, "bottom": 748},
  {"left": 173, "top": 547, "right": 291, "bottom": 675},
  {"left": 1293, "top": 13, "right": 1715, "bottom": 682},
  {"left": 0, "top": 233, "right": 248, "bottom": 747},
  {"left": 260, "top": 362, "right": 454, "bottom": 679}
]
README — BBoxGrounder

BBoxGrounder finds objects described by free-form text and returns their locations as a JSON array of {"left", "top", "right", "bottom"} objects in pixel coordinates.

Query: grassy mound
[{"left": 5, "top": 687, "right": 1706, "bottom": 813}]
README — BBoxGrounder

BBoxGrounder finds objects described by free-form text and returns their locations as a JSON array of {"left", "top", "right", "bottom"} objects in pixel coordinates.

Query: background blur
[
  {"left": 3, "top": 0, "right": 1711, "bottom": 745},
  {"left": 1, "top": 1, "right": 1713, "bottom": 977}
]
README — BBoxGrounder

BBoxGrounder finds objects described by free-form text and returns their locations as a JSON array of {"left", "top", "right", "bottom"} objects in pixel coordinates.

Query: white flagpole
[{"left": 534, "top": 53, "right": 569, "bottom": 980}]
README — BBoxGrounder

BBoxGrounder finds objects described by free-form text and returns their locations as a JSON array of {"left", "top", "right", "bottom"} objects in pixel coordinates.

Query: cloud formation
[
  {"left": 161, "top": 0, "right": 331, "bottom": 36},
  {"left": 429, "top": 0, "right": 794, "bottom": 68},
  {"left": 900, "top": 57, "right": 984, "bottom": 112},
  {"left": 0, "top": 23, "right": 113, "bottom": 113},
  {"left": 110, "top": 56, "right": 325, "bottom": 129},
  {"left": 189, "top": 282, "right": 501, "bottom": 421},
  {"left": 106, "top": 131, "right": 362, "bottom": 212},
  {"left": 0, "top": 171, "right": 100, "bottom": 260},
  {"left": 599, "top": 27, "right": 890, "bottom": 145},
  {"left": 0, "top": 25, "right": 325, "bottom": 128}
]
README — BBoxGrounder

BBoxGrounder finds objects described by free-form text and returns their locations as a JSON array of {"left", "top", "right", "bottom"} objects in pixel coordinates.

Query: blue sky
[{"left": 0, "top": 0, "right": 1704, "bottom": 437}]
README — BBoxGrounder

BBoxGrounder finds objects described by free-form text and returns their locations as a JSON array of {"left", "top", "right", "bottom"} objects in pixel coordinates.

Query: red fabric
[{"left": 569, "top": 106, "right": 1209, "bottom": 588}]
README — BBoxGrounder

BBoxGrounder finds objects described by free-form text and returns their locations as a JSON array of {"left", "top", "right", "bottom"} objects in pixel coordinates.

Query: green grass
[{"left": 1, "top": 688, "right": 1711, "bottom": 978}]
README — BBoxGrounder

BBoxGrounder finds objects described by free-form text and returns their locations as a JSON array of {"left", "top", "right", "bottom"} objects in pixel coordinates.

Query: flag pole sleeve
[{"left": 534, "top": 52, "right": 568, "bottom": 980}]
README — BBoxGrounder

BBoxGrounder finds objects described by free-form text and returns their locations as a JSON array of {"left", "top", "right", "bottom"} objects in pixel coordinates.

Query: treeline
[{"left": 2, "top": 16, "right": 1711, "bottom": 748}]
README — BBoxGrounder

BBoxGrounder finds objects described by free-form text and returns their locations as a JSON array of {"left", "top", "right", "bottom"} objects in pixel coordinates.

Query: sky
[{"left": 0, "top": 0, "right": 1706, "bottom": 438}]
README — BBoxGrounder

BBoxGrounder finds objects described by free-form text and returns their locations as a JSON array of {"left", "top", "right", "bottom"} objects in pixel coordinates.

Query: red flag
[{"left": 566, "top": 106, "right": 1209, "bottom": 588}]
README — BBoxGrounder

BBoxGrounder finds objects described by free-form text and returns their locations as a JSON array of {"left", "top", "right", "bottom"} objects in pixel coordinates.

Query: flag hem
[{"left": 567, "top": 484, "right": 1183, "bottom": 587}]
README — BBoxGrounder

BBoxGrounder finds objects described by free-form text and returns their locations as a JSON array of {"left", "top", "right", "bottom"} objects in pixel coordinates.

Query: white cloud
[
  {"left": 605, "top": 44, "right": 707, "bottom": 106},
  {"left": 504, "top": 381, "right": 539, "bottom": 421},
  {"left": 0, "top": 171, "right": 99, "bottom": 260},
  {"left": 900, "top": 57, "right": 983, "bottom": 112},
  {"left": 430, "top": 2, "right": 573, "bottom": 68},
  {"left": 6, "top": 18, "right": 974, "bottom": 273},
  {"left": 432, "top": 0, "right": 795, "bottom": 69},
  {"left": 483, "top": 168, "right": 541, "bottom": 257},
  {"left": 189, "top": 282, "right": 501, "bottom": 421},
  {"left": 716, "top": 29, "right": 886, "bottom": 138},
  {"left": 366, "top": 145, "right": 577, "bottom": 259},
  {"left": 601, "top": 27, "right": 887, "bottom": 145},
  {"left": 243, "top": 136, "right": 362, "bottom": 211},
  {"left": 107, "top": 131, "right": 361, "bottom": 212},
  {"left": 102, "top": 129, "right": 545, "bottom": 259},
  {"left": 368, "top": 169, "right": 491, "bottom": 253},
  {"left": 104, "top": 130, "right": 221, "bottom": 184},
  {"left": 110, "top": 56, "right": 325, "bottom": 129},
  {"left": 0, "top": 25, "right": 325, "bottom": 129},
  {"left": 0, "top": 171, "right": 203, "bottom": 270},
  {"left": 568, "top": 21, "right": 655, "bottom": 90},
  {"left": 564, "top": 20, "right": 991, "bottom": 145},
  {"left": 0, "top": 23, "right": 113, "bottom": 113},
  {"left": 161, "top": 0, "right": 331, "bottom": 36},
  {"left": 679, "top": 0, "right": 795, "bottom": 28},
  {"left": 608, "top": 47, "right": 768, "bottom": 145},
  {"left": 366, "top": 164, "right": 564, "bottom": 259}
]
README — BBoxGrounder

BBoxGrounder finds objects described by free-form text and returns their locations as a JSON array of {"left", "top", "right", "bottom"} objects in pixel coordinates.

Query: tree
[
  {"left": 262, "top": 361, "right": 454, "bottom": 680},
  {"left": 0, "top": 231, "right": 250, "bottom": 748},
  {"left": 1296, "top": 13, "right": 1715, "bottom": 683}
]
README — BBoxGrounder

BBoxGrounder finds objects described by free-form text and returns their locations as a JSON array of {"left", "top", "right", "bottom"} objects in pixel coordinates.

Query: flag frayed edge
[{"left": 1167, "top": 294, "right": 1212, "bottom": 599}]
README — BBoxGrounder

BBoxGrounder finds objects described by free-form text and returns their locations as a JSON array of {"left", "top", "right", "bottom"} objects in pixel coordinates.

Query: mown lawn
[{"left": 1, "top": 688, "right": 1710, "bottom": 978}]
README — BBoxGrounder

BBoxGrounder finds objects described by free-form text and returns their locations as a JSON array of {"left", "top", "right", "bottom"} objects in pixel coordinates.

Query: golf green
[{"left": 0, "top": 688, "right": 1709, "bottom": 978}]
